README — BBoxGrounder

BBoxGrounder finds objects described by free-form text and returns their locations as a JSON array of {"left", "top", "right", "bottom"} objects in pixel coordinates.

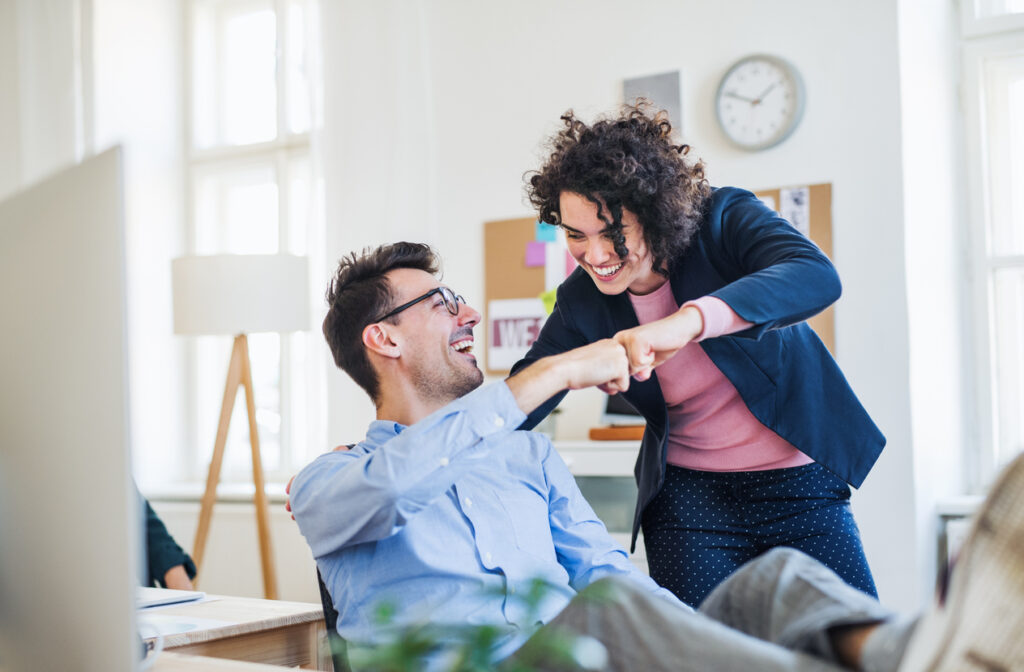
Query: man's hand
[
  {"left": 555, "top": 338, "right": 631, "bottom": 393},
  {"left": 614, "top": 305, "right": 703, "bottom": 381},
  {"left": 507, "top": 338, "right": 631, "bottom": 414},
  {"left": 285, "top": 444, "right": 352, "bottom": 520}
]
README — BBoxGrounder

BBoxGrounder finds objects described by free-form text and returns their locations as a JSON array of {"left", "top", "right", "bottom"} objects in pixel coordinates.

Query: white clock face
[{"left": 715, "top": 55, "right": 805, "bottom": 150}]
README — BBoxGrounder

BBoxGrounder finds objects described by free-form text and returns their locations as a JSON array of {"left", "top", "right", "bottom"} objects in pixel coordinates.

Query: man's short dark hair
[{"left": 322, "top": 242, "right": 439, "bottom": 404}]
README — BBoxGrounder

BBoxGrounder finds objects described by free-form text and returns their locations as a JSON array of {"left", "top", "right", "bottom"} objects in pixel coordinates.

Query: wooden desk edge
[
  {"left": 144, "top": 595, "right": 323, "bottom": 648},
  {"left": 152, "top": 651, "right": 293, "bottom": 671}
]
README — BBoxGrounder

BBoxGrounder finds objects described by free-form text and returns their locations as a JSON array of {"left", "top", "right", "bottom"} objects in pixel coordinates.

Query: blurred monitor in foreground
[{"left": 0, "top": 147, "right": 141, "bottom": 671}]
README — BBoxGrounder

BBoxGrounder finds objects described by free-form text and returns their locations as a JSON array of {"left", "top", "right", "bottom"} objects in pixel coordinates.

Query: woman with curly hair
[{"left": 510, "top": 102, "right": 884, "bottom": 607}]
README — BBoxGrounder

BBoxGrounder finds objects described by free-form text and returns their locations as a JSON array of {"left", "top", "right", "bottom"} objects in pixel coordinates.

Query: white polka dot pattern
[{"left": 641, "top": 462, "right": 877, "bottom": 607}]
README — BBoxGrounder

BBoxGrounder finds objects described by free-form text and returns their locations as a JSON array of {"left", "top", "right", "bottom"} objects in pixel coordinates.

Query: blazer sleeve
[
  {"left": 704, "top": 188, "right": 841, "bottom": 338},
  {"left": 144, "top": 498, "right": 197, "bottom": 587}
]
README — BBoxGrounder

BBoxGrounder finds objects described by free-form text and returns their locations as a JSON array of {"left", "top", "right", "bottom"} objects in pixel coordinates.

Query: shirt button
[
  {"left": 485, "top": 552, "right": 493, "bottom": 563},
  {"left": 464, "top": 498, "right": 472, "bottom": 508},
  {"left": 439, "top": 457, "right": 449, "bottom": 466},
  {"left": 509, "top": 585, "right": 516, "bottom": 595},
  {"left": 493, "top": 416, "right": 505, "bottom": 428}
]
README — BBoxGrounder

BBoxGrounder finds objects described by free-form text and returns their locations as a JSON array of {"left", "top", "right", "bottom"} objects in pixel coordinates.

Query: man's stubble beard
[{"left": 410, "top": 357, "right": 484, "bottom": 403}]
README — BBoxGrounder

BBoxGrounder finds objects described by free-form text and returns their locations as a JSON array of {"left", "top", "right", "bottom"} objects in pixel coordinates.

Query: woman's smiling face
[{"left": 558, "top": 191, "right": 665, "bottom": 296}]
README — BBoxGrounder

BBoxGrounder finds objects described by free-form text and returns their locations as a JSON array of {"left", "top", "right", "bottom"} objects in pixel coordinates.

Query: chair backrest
[{"left": 317, "top": 568, "right": 351, "bottom": 672}]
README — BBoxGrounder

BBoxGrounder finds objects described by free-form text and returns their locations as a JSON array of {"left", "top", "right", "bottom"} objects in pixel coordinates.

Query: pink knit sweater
[{"left": 628, "top": 282, "right": 812, "bottom": 472}]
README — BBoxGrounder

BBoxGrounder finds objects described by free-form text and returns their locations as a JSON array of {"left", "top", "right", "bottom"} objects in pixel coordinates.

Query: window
[
  {"left": 962, "top": 0, "right": 1024, "bottom": 37},
  {"left": 184, "top": 0, "right": 320, "bottom": 484},
  {"left": 962, "top": 9, "right": 1024, "bottom": 486}
]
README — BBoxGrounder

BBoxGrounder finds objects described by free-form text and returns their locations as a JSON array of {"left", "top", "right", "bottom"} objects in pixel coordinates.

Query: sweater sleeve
[{"left": 686, "top": 296, "right": 754, "bottom": 341}]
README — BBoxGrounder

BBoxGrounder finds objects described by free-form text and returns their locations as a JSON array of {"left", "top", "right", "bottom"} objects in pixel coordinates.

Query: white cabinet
[{"left": 553, "top": 439, "right": 639, "bottom": 476}]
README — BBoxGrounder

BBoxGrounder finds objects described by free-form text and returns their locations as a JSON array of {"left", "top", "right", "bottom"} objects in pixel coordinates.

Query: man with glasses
[{"left": 289, "top": 241, "right": 1024, "bottom": 671}]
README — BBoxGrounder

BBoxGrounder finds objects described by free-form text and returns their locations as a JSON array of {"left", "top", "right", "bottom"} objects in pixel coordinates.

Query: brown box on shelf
[{"left": 588, "top": 425, "right": 645, "bottom": 441}]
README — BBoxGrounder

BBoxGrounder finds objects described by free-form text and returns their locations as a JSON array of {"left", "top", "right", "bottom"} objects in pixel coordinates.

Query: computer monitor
[
  {"left": 600, "top": 392, "right": 645, "bottom": 427},
  {"left": 0, "top": 148, "right": 141, "bottom": 671}
]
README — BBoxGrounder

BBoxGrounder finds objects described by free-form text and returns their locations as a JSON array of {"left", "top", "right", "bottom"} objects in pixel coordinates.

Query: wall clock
[{"left": 715, "top": 54, "right": 805, "bottom": 151}]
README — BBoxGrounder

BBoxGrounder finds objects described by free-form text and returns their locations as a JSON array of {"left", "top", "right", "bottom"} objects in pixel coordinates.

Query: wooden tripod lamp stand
[{"left": 172, "top": 254, "right": 309, "bottom": 599}]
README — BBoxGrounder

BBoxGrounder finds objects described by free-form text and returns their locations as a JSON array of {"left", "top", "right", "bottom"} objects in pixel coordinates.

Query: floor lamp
[{"left": 172, "top": 254, "right": 309, "bottom": 600}]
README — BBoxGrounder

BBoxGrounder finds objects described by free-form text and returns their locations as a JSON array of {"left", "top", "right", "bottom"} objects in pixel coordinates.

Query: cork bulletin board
[
  {"left": 753, "top": 182, "right": 835, "bottom": 355},
  {"left": 483, "top": 217, "right": 549, "bottom": 375}
]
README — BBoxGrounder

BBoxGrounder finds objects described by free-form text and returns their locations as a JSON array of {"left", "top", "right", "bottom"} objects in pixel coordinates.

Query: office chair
[{"left": 317, "top": 568, "right": 352, "bottom": 672}]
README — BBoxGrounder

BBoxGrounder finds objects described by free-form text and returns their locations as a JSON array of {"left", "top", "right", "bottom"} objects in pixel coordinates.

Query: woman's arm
[{"left": 705, "top": 187, "right": 841, "bottom": 333}]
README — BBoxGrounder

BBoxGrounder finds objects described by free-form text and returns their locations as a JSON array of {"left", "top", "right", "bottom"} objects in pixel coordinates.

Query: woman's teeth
[{"left": 593, "top": 263, "right": 623, "bottom": 277}]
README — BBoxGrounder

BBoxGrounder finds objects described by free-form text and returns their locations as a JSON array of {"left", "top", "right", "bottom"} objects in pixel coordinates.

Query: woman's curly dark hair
[{"left": 526, "top": 101, "right": 710, "bottom": 276}]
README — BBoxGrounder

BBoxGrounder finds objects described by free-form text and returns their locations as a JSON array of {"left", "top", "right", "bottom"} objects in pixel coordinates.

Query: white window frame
[
  {"left": 181, "top": 0, "right": 319, "bottom": 485},
  {"left": 961, "top": 14, "right": 1024, "bottom": 490},
  {"left": 961, "top": 5, "right": 1024, "bottom": 38}
]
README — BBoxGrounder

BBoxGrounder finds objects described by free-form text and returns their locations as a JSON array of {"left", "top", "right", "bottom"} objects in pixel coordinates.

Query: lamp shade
[{"left": 172, "top": 254, "right": 310, "bottom": 335}]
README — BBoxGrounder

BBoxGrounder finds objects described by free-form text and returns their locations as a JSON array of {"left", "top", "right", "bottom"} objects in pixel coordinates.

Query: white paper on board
[
  {"left": 488, "top": 298, "right": 547, "bottom": 371},
  {"left": 780, "top": 187, "right": 811, "bottom": 238}
]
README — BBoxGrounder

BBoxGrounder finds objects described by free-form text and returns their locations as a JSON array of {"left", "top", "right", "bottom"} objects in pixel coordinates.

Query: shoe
[{"left": 899, "top": 453, "right": 1024, "bottom": 671}]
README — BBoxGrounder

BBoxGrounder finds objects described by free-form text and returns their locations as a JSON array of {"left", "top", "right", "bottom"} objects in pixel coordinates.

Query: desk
[
  {"left": 152, "top": 652, "right": 295, "bottom": 671},
  {"left": 143, "top": 595, "right": 327, "bottom": 669}
]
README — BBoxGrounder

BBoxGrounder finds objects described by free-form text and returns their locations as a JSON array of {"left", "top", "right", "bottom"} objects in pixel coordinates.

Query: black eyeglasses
[{"left": 375, "top": 286, "right": 465, "bottom": 322}]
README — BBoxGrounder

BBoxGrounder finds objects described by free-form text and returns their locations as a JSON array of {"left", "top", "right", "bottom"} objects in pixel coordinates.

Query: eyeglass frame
[{"left": 374, "top": 286, "right": 465, "bottom": 323}]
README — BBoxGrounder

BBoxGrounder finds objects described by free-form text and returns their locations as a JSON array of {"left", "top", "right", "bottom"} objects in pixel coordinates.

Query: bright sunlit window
[
  {"left": 962, "top": 8, "right": 1024, "bottom": 486},
  {"left": 185, "top": 0, "right": 318, "bottom": 484},
  {"left": 972, "top": 0, "right": 1024, "bottom": 18}
]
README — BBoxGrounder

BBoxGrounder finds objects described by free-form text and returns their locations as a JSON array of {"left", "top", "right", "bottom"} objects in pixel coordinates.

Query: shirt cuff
[{"left": 685, "top": 296, "right": 754, "bottom": 341}]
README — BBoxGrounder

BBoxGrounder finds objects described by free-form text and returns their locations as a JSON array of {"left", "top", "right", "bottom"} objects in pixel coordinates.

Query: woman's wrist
[{"left": 675, "top": 304, "right": 704, "bottom": 342}]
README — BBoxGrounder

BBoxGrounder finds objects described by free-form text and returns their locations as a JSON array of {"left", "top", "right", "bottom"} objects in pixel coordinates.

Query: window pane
[
  {"left": 992, "top": 268, "right": 1024, "bottom": 468},
  {"left": 985, "top": 54, "right": 1024, "bottom": 256},
  {"left": 194, "top": 334, "right": 282, "bottom": 481},
  {"left": 191, "top": 0, "right": 278, "bottom": 149},
  {"left": 286, "top": 0, "right": 311, "bottom": 135},
  {"left": 193, "top": 161, "right": 279, "bottom": 254},
  {"left": 974, "top": 0, "right": 1024, "bottom": 18},
  {"left": 287, "top": 154, "right": 311, "bottom": 254},
  {"left": 285, "top": 332, "right": 308, "bottom": 472}
]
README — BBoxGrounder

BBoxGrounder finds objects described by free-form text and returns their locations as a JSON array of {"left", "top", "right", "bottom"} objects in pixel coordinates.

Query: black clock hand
[{"left": 723, "top": 91, "right": 756, "bottom": 104}]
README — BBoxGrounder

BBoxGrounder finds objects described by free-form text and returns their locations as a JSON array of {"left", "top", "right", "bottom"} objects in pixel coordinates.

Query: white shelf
[{"left": 553, "top": 440, "right": 640, "bottom": 477}]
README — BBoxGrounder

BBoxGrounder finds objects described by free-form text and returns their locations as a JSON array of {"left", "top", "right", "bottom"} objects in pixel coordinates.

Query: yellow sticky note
[{"left": 540, "top": 288, "right": 557, "bottom": 315}]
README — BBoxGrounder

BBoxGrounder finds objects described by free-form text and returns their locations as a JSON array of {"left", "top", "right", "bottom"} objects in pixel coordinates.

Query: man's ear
[{"left": 362, "top": 323, "right": 401, "bottom": 359}]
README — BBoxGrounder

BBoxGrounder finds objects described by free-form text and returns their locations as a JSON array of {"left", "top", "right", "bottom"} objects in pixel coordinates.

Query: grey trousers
[{"left": 511, "top": 548, "right": 917, "bottom": 672}]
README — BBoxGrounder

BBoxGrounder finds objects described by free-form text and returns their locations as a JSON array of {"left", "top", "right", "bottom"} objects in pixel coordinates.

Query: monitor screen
[
  {"left": 600, "top": 392, "right": 645, "bottom": 427},
  {"left": 0, "top": 148, "right": 141, "bottom": 671}
]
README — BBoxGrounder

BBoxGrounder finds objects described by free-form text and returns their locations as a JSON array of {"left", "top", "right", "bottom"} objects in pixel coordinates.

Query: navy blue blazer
[{"left": 511, "top": 187, "right": 886, "bottom": 550}]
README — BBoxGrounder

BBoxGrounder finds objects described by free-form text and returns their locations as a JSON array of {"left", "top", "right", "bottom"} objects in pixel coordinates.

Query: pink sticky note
[
  {"left": 525, "top": 241, "right": 546, "bottom": 267},
  {"left": 565, "top": 249, "right": 577, "bottom": 277}
]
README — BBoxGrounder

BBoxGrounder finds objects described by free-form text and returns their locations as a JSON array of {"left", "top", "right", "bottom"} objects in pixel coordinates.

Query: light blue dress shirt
[{"left": 290, "top": 381, "right": 683, "bottom": 661}]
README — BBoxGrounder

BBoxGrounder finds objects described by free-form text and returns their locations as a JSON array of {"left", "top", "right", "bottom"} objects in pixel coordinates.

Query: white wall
[
  {"left": 316, "top": 0, "right": 936, "bottom": 613},
  {"left": 898, "top": 0, "right": 971, "bottom": 606},
  {"left": 0, "top": 0, "right": 84, "bottom": 199}
]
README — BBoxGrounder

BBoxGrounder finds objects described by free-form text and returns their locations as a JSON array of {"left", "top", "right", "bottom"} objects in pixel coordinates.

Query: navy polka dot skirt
[{"left": 642, "top": 462, "right": 877, "bottom": 608}]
